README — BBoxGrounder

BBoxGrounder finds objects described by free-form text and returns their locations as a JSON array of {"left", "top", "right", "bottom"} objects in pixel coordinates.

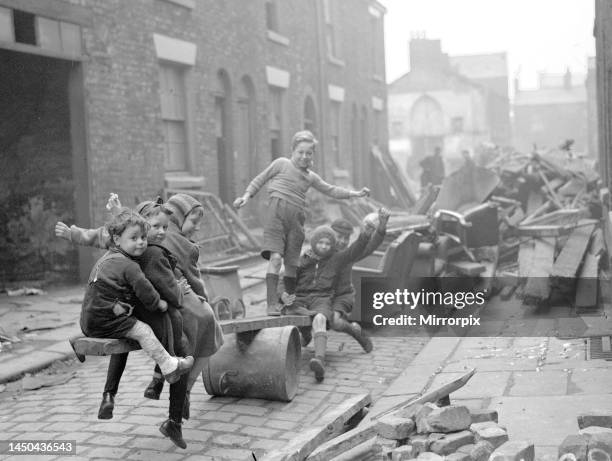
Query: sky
[{"left": 380, "top": 0, "right": 595, "bottom": 93}]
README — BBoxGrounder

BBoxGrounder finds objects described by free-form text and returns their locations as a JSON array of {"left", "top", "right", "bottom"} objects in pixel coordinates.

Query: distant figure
[
  {"left": 419, "top": 146, "right": 445, "bottom": 187},
  {"left": 461, "top": 149, "right": 475, "bottom": 169}
]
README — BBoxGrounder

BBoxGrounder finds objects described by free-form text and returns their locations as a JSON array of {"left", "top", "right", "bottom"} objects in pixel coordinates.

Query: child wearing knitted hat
[
  {"left": 284, "top": 218, "right": 379, "bottom": 382},
  {"left": 163, "top": 193, "right": 224, "bottom": 421},
  {"left": 233, "top": 130, "right": 370, "bottom": 316}
]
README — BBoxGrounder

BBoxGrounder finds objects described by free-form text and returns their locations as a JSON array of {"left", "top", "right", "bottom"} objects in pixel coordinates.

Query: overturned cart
[{"left": 69, "top": 315, "right": 312, "bottom": 402}]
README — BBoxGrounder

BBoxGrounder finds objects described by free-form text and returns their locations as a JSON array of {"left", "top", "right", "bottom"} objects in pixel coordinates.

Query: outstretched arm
[
  {"left": 310, "top": 172, "right": 369, "bottom": 200},
  {"left": 233, "top": 158, "right": 283, "bottom": 208},
  {"left": 55, "top": 222, "right": 111, "bottom": 249},
  {"left": 358, "top": 207, "right": 390, "bottom": 259}
]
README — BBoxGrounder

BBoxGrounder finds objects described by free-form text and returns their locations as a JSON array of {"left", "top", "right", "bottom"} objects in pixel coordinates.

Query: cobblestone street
[{"left": 0, "top": 329, "right": 427, "bottom": 460}]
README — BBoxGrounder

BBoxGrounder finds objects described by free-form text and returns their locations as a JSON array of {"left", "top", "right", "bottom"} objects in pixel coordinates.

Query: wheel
[{"left": 211, "top": 296, "right": 232, "bottom": 320}]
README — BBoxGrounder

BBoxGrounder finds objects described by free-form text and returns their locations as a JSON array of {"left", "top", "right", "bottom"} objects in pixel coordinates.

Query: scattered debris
[
  {"left": 6, "top": 287, "right": 46, "bottom": 297},
  {"left": 22, "top": 371, "right": 77, "bottom": 391}
]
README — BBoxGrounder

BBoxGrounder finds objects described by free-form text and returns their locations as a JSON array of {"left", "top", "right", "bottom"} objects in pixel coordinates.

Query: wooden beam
[
  {"left": 575, "top": 253, "right": 600, "bottom": 308},
  {"left": 305, "top": 423, "right": 378, "bottom": 461},
  {"left": 220, "top": 315, "right": 312, "bottom": 334},
  {"left": 263, "top": 394, "right": 372, "bottom": 461},
  {"left": 447, "top": 260, "right": 486, "bottom": 276},
  {"left": 523, "top": 238, "right": 555, "bottom": 302},
  {"left": 552, "top": 223, "right": 596, "bottom": 279}
]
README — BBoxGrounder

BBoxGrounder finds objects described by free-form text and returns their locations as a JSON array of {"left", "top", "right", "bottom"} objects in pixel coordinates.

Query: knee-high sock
[
  {"left": 266, "top": 273, "right": 279, "bottom": 307},
  {"left": 104, "top": 353, "right": 128, "bottom": 395},
  {"left": 186, "top": 357, "right": 209, "bottom": 392},
  {"left": 283, "top": 276, "right": 297, "bottom": 295},
  {"left": 126, "top": 320, "right": 177, "bottom": 375},
  {"left": 313, "top": 331, "right": 327, "bottom": 362}
]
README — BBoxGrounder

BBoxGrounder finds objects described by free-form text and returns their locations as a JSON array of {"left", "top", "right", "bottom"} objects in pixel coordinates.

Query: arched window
[{"left": 410, "top": 95, "right": 444, "bottom": 136}]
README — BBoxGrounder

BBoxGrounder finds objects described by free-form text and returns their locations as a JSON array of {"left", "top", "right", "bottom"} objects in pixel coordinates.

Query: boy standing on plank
[{"left": 233, "top": 130, "right": 370, "bottom": 316}]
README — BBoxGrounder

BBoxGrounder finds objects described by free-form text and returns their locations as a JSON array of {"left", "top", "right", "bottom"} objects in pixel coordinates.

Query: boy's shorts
[
  {"left": 261, "top": 197, "right": 305, "bottom": 268},
  {"left": 331, "top": 293, "right": 354, "bottom": 318},
  {"left": 294, "top": 294, "right": 334, "bottom": 325}
]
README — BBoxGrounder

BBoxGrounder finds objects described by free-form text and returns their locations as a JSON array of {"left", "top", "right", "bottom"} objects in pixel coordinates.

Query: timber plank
[
  {"left": 551, "top": 223, "right": 596, "bottom": 279},
  {"left": 523, "top": 238, "right": 555, "bottom": 301},
  {"left": 575, "top": 253, "right": 600, "bottom": 308},
  {"left": 263, "top": 393, "right": 372, "bottom": 461}
]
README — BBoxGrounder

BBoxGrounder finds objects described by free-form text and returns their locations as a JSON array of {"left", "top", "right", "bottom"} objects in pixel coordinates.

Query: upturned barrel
[{"left": 202, "top": 326, "right": 301, "bottom": 401}]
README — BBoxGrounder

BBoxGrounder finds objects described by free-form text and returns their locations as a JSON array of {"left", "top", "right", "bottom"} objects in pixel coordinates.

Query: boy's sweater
[{"left": 245, "top": 157, "right": 353, "bottom": 210}]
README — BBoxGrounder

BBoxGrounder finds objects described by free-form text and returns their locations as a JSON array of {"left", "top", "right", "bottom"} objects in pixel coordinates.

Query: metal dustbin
[
  {"left": 200, "top": 265, "right": 246, "bottom": 320},
  {"left": 202, "top": 326, "right": 302, "bottom": 401}
]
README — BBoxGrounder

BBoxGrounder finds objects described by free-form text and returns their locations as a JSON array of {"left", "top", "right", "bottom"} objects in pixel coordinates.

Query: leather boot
[
  {"left": 143, "top": 374, "right": 164, "bottom": 400},
  {"left": 182, "top": 391, "right": 190, "bottom": 420},
  {"left": 348, "top": 322, "right": 373, "bottom": 353},
  {"left": 98, "top": 392, "right": 115, "bottom": 420},
  {"left": 309, "top": 331, "right": 327, "bottom": 382},
  {"left": 160, "top": 418, "right": 186, "bottom": 449}
]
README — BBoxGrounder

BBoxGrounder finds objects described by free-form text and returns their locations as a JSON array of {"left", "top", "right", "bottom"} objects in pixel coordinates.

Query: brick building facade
[{"left": 0, "top": 0, "right": 388, "bottom": 282}]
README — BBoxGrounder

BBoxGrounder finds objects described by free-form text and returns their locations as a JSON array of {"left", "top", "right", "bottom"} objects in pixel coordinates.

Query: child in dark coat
[
  {"left": 233, "top": 130, "right": 370, "bottom": 316},
  {"left": 57, "top": 199, "right": 198, "bottom": 448},
  {"left": 79, "top": 208, "right": 194, "bottom": 394},
  {"left": 163, "top": 193, "right": 224, "bottom": 417},
  {"left": 284, "top": 221, "right": 377, "bottom": 382},
  {"left": 328, "top": 208, "right": 390, "bottom": 352}
]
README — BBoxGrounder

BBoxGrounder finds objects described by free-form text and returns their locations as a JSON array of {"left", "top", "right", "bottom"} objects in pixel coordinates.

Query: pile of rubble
[
  {"left": 489, "top": 150, "right": 604, "bottom": 307},
  {"left": 559, "top": 413, "right": 612, "bottom": 460},
  {"left": 370, "top": 403, "right": 533, "bottom": 461}
]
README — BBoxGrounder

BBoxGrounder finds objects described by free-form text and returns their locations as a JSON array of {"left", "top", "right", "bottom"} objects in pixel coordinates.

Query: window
[
  {"left": 451, "top": 117, "right": 464, "bottom": 134},
  {"left": 330, "top": 102, "right": 342, "bottom": 166},
  {"left": 269, "top": 87, "right": 284, "bottom": 159},
  {"left": 265, "top": 0, "right": 279, "bottom": 32},
  {"left": 0, "top": 7, "right": 12, "bottom": 42},
  {"left": 322, "top": 0, "right": 340, "bottom": 59},
  {"left": 159, "top": 63, "right": 188, "bottom": 171}
]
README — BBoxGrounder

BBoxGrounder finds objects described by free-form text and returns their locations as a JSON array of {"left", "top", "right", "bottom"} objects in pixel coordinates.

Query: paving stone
[
  {"left": 240, "top": 425, "right": 278, "bottom": 438},
  {"left": 445, "top": 452, "right": 470, "bottom": 461},
  {"left": 126, "top": 436, "right": 179, "bottom": 451},
  {"left": 470, "top": 440, "right": 495, "bottom": 461},
  {"left": 182, "top": 429, "right": 213, "bottom": 442},
  {"left": 587, "top": 432, "right": 612, "bottom": 455},
  {"left": 409, "top": 434, "right": 431, "bottom": 456},
  {"left": 416, "top": 403, "right": 439, "bottom": 433},
  {"left": 204, "top": 447, "right": 253, "bottom": 460},
  {"left": 391, "top": 445, "right": 415, "bottom": 460},
  {"left": 249, "top": 438, "right": 282, "bottom": 450},
  {"left": 457, "top": 443, "right": 475, "bottom": 454},
  {"left": 197, "top": 411, "right": 237, "bottom": 422},
  {"left": 212, "top": 433, "right": 251, "bottom": 447},
  {"left": 233, "top": 415, "right": 263, "bottom": 426},
  {"left": 198, "top": 422, "right": 241, "bottom": 432},
  {"left": 471, "top": 422, "right": 508, "bottom": 448},
  {"left": 11, "top": 422, "right": 51, "bottom": 431},
  {"left": 578, "top": 413, "right": 612, "bottom": 430},
  {"left": 426, "top": 405, "right": 471, "bottom": 433},
  {"left": 558, "top": 434, "right": 588, "bottom": 461},
  {"left": 579, "top": 426, "right": 612, "bottom": 436},
  {"left": 429, "top": 430, "right": 474, "bottom": 455},
  {"left": 225, "top": 404, "right": 268, "bottom": 416},
  {"left": 377, "top": 414, "right": 415, "bottom": 440},
  {"left": 85, "top": 447, "right": 130, "bottom": 459},
  {"left": 264, "top": 419, "right": 298, "bottom": 430},
  {"left": 470, "top": 408, "right": 499, "bottom": 424},
  {"left": 415, "top": 452, "right": 444, "bottom": 461},
  {"left": 490, "top": 440, "right": 535, "bottom": 461},
  {"left": 127, "top": 449, "right": 185, "bottom": 461},
  {"left": 60, "top": 432, "right": 97, "bottom": 443}
]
